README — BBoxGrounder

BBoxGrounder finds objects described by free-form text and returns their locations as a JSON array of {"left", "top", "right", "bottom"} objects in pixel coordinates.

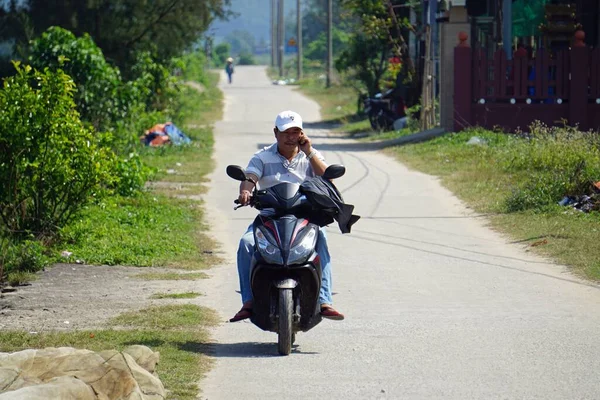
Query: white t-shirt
[{"left": 245, "top": 143, "right": 326, "bottom": 189}]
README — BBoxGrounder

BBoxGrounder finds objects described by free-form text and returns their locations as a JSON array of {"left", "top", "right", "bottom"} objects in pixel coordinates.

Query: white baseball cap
[{"left": 275, "top": 110, "right": 303, "bottom": 131}]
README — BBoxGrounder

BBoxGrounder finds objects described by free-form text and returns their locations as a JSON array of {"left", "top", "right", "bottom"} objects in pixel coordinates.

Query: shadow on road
[
  {"left": 179, "top": 341, "right": 318, "bottom": 358},
  {"left": 256, "top": 128, "right": 446, "bottom": 152},
  {"left": 303, "top": 121, "right": 343, "bottom": 130}
]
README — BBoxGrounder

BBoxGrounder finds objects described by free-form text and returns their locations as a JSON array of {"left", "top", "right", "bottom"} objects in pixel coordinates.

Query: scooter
[
  {"left": 226, "top": 164, "right": 346, "bottom": 355},
  {"left": 363, "top": 88, "right": 407, "bottom": 131}
]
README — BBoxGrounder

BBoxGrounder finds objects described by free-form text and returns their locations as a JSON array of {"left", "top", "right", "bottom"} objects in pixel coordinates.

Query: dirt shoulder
[{"left": 0, "top": 263, "right": 205, "bottom": 332}]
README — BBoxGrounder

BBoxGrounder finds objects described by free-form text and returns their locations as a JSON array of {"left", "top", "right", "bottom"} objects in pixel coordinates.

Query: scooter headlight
[
  {"left": 255, "top": 227, "right": 283, "bottom": 264},
  {"left": 287, "top": 226, "right": 318, "bottom": 264}
]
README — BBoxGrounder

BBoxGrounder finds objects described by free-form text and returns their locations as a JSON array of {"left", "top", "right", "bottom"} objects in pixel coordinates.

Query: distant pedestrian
[{"left": 225, "top": 57, "right": 234, "bottom": 84}]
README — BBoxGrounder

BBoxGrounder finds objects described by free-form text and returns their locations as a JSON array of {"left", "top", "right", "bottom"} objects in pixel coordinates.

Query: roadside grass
[
  {"left": 296, "top": 76, "right": 361, "bottom": 123},
  {"left": 387, "top": 127, "right": 600, "bottom": 280},
  {"left": 59, "top": 196, "right": 213, "bottom": 268},
  {"left": 140, "top": 125, "right": 214, "bottom": 185},
  {"left": 490, "top": 211, "right": 600, "bottom": 278},
  {"left": 110, "top": 304, "right": 218, "bottom": 330},
  {"left": 0, "top": 304, "right": 219, "bottom": 400},
  {"left": 151, "top": 292, "right": 202, "bottom": 299},
  {"left": 148, "top": 182, "right": 206, "bottom": 197},
  {"left": 6, "top": 272, "right": 38, "bottom": 287},
  {"left": 342, "top": 119, "right": 372, "bottom": 135},
  {"left": 135, "top": 272, "right": 209, "bottom": 280},
  {"left": 56, "top": 72, "right": 223, "bottom": 270},
  {"left": 361, "top": 126, "right": 417, "bottom": 141}
]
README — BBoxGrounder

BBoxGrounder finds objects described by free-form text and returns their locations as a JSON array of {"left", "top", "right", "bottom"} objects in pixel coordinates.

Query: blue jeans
[{"left": 237, "top": 224, "right": 333, "bottom": 305}]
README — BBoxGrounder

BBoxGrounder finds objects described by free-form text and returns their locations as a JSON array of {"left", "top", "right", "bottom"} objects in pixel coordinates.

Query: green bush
[
  {"left": 237, "top": 52, "right": 255, "bottom": 66},
  {"left": 129, "top": 51, "right": 179, "bottom": 113},
  {"left": 1, "top": 236, "right": 49, "bottom": 285},
  {"left": 28, "top": 27, "right": 138, "bottom": 132},
  {"left": 113, "top": 152, "right": 153, "bottom": 196},
  {"left": 212, "top": 43, "right": 230, "bottom": 66},
  {"left": 0, "top": 63, "right": 115, "bottom": 236},
  {"left": 500, "top": 123, "right": 600, "bottom": 211},
  {"left": 2, "top": 240, "right": 50, "bottom": 275},
  {"left": 504, "top": 172, "right": 573, "bottom": 212},
  {"left": 178, "top": 51, "right": 207, "bottom": 83}
]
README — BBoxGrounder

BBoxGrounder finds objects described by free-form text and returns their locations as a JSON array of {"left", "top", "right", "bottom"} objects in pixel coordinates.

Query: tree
[
  {"left": 0, "top": 0, "right": 231, "bottom": 77},
  {"left": 302, "top": 0, "right": 351, "bottom": 46},
  {"left": 337, "top": 0, "right": 420, "bottom": 103},
  {"left": 224, "top": 29, "right": 256, "bottom": 55},
  {"left": 305, "top": 28, "right": 349, "bottom": 61},
  {"left": 213, "top": 42, "right": 231, "bottom": 66},
  {"left": 336, "top": 31, "right": 390, "bottom": 95}
]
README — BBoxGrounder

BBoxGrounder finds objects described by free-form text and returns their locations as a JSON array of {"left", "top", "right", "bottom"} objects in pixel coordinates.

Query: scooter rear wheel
[{"left": 277, "top": 288, "right": 293, "bottom": 355}]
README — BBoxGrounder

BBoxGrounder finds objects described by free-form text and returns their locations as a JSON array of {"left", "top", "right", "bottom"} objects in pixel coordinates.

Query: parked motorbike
[
  {"left": 226, "top": 164, "right": 346, "bottom": 355},
  {"left": 363, "top": 88, "right": 407, "bottom": 132}
]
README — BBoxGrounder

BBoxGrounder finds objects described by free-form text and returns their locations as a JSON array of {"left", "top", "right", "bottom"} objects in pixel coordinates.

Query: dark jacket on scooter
[{"left": 300, "top": 176, "right": 360, "bottom": 233}]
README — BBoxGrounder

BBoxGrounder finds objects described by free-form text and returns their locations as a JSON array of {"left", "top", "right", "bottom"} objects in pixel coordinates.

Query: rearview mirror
[
  {"left": 322, "top": 164, "right": 345, "bottom": 180},
  {"left": 226, "top": 165, "right": 247, "bottom": 181}
]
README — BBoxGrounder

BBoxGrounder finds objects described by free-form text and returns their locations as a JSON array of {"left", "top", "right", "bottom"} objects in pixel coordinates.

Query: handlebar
[
  {"left": 233, "top": 197, "right": 253, "bottom": 210},
  {"left": 233, "top": 198, "right": 244, "bottom": 210}
]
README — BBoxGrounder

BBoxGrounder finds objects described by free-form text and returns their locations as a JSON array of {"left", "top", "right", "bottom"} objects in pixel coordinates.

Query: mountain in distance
[{"left": 209, "top": 0, "right": 299, "bottom": 46}]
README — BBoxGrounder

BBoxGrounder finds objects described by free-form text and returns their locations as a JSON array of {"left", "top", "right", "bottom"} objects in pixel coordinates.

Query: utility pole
[
  {"left": 271, "top": 0, "right": 276, "bottom": 66},
  {"left": 204, "top": 36, "right": 213, "bottom": 69},
  {"left": 278, "top": 0, "right": 284, "bottom": 77},
  {"left": 326, "top": 0, "right": 332, "bottom": 87},
  {"left": 297, "top": 0, "right": 303, "bottom": 80}
]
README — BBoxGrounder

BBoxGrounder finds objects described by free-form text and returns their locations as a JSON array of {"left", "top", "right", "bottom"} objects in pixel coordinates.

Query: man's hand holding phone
[{"left": 298, "top": 132, "right": 312, "bottom": 155}]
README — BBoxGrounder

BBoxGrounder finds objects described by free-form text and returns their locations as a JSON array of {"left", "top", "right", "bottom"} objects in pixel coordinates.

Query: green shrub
[
  {"left": 178, "top": 51, "right": 207, "bottom": 83},
  {"left": 504, "top": 172, "right": 572, "bottom": 212},
  {"left": 0, "top": 63, "right": 115, "bottom": 236},
  {"left": 212, "top": 43, "right": 230, "bottom": 66},
  {"left": 112, "top": 152, "right": 153, "bottom": 196},
  {"left": 1, "top": 239, "right": 49, "bottom": 284},
  {"left": 237, "top": 52, "right": 255, "bottom": 65},
  {"left": 28, "top": 27, "right": 138, "bottom": 132},
  {"left": 6, "top": 271, "right": 38, "bottom": 286},
  {"left": 129, "top": 51, "right": 179, "bottom": 113},
  {"left": 500, "top": 123, "right": 600, "bottom": 211}
]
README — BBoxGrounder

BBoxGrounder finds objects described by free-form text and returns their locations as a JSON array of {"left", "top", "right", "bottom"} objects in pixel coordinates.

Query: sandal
[
  {"left": 320, "top": 305, "right": 345, "bottom": 321},
  {"left": 229, "top": 307, "right": 253, "bottom": 322}
]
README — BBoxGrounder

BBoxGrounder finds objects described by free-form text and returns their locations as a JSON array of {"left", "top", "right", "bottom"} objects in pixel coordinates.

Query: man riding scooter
[{"left": 230, "top": 110, "right": 345, "bottom": 323}]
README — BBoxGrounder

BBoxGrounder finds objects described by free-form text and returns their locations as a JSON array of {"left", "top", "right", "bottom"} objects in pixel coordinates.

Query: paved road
[{"left": 200, "top": 66, "right": 600, "bottom": 400}]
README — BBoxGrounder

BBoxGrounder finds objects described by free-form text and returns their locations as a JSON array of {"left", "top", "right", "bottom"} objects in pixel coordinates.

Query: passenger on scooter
[{"left": 230, "top": 110, "right": 344, "bottom": 323}]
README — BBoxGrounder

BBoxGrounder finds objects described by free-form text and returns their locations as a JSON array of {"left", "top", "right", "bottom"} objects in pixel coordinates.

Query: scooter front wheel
[{"left": 277, "top": 288, "right": 293, "bottom": 355}]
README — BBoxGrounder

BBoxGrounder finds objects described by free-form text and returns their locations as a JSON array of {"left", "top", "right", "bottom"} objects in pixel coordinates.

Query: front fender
[{"left": 274, "top": 279, "right": 298, "bottom": 289}]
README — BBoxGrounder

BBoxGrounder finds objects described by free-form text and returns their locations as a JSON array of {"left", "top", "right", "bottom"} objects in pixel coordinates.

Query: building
[{"left": 438, "top": 0, "right": 600, "bottom": 132}]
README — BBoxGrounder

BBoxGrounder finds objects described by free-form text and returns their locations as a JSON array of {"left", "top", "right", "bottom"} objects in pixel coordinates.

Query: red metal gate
[{"left": 454, "top": 31, "right": 600, "bottom": 132}]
